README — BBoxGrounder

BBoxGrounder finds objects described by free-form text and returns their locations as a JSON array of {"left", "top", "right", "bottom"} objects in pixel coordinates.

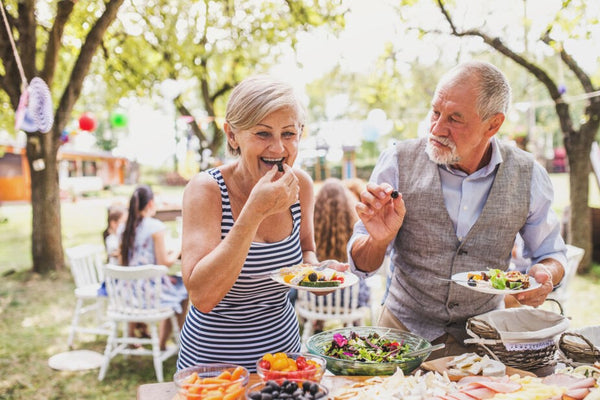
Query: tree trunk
[
  {"left": 566, "top": 139, "right": 592, "bottom": 271},
  {"left": 27, "top": 131, "right": 64, "bottom": 274}
]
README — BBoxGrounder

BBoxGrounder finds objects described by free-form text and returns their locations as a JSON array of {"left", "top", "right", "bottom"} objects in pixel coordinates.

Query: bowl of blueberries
[{"left": 245, "top": 379, "right": 328, "bottom": 400}]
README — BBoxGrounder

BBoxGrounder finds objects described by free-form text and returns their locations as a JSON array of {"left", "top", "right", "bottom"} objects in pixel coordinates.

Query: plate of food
[
  {"left": 451, "top": 269, "right": 541, "bottom": 295},
  {"left": 271, "top": 263, "right": 359, "bottom": 292},
  {"left": 420, "top": 354, "right": 537, "bottom": 381}
]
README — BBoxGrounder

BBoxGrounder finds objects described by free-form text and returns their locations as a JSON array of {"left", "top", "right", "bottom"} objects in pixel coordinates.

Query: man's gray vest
[{"left": 385, "top": 138, "right": 533, "bottom": 342}]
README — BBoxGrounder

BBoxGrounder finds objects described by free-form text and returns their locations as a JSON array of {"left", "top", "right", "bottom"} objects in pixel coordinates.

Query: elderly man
[{"left": 348, "top": 60, "right": 567, "bottom": 356}]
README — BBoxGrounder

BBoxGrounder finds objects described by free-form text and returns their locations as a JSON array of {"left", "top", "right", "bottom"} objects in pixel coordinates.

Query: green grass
[
  {"left": 1, "top": 176, "right": 600, "bottom": 399},
  {"left": 0, "top": 270, "right": 169, "bottom": 399},
  {"left": 0, "top": 186, "right": 184, "bottom": 400}
]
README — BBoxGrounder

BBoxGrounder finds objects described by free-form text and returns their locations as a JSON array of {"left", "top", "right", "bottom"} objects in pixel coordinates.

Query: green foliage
[{"left": 90, "top": 0, "right": 347, "bottom": 159}]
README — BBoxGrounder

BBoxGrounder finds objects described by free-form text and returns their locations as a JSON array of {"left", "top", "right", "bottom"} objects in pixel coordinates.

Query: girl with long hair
[{"left": 121, "top": 184, "right": 188, "bottom": 350}]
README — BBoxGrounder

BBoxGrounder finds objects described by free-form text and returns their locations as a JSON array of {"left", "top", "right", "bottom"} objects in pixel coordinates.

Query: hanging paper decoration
[
  {"left": 14, "top": 78, "right": 54, "bottom": 133},
  {"left": 14, "top": 89, "right": 28, "bottom": 132},
  {"left": 558, "top": 84, "right": 567, "bottom": 95},
  {"left": 27, "top": 77, "right": 54, "bottom": 132},
  {"left": 78, "top": 112, "right": 97, "bottom": 131},
  {"left": 109, "top": 111, "right": 128, "bottom": 128},
  {"left": 2, "top": 2, "right": 53, "bottom": 133},
  {"left": 60, "top": 130, "right": 70, "bottom": 144},
  {"left": 19, "top": 108, "right": 38, "bottom": 133},
  {"left": 179, "top": 115, "right": 194, "bottom": 124}
]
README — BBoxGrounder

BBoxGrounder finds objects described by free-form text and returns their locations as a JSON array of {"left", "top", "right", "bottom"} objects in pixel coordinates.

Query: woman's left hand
[{"left": 318, "top": 259, "right": 349, "bottom": 272}]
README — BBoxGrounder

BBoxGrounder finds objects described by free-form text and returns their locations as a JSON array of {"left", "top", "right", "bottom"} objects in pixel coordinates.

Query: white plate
[
  {"left": 451, "top": 271, "right": 541, "bottom": 294},
  {"left": 271, "top": 267, "right": 359, "bottom": 293}
]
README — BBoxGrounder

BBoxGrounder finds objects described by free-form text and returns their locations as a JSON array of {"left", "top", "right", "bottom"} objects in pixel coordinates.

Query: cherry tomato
[
  {"left": 296, "top": 356, "right": 307, "bottom": 370},
  {"left": 258, "top": 360, "right": 271, "bottom": 370}
]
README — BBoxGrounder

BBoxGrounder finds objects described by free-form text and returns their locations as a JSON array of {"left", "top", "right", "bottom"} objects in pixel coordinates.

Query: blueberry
[
  {"left": 288, "top": 381, "right": 298, "bottom": 391},
  {"left": 302, "top": 381, "right": 311, "bottom": 392},
  {"left": 309, "top": 383, "right": 319, "bottom": 395}
]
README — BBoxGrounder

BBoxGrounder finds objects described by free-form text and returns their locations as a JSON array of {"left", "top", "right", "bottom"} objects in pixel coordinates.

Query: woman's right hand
[{"left": 247, "top": 164, "right": 299, "bottom": 217}]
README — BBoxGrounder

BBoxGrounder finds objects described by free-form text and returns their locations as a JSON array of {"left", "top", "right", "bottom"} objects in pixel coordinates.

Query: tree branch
[
  {"left": 55, "top": 0, "right": 125, "bottom": 141},
  {"left": 17, "top": 0, "right": 37, "bottom": 80},
  {"left": 175, "top": 98, "right": 207, "bottom": 144},
  {"left": 435, "top": 0, "right": 574, "bottom": 136},
  {"left": 541, "top": 33, "right": 595, "bottom": 94},
  {"left": 42, "top": 0, "right": 76, "bottom": 87}
]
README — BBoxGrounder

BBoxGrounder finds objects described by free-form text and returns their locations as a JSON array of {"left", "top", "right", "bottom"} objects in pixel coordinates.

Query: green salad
[
  {"left": 486, "top": 268, "right": 525, "bottom": 290},
  {"left": 323, "top": 331, "right": 412, "bottom": 363}
]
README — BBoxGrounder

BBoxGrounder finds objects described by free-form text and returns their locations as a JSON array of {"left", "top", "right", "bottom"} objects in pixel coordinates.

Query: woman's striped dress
[{"left": 177, "top": 168, "right": 302, "bottom": 372}]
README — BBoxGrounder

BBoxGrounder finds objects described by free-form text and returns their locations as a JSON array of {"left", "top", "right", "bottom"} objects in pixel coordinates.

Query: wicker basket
[
  {"left": 466, "top": 317, "right": 557, "bottom": 371},
  {"left": 465, "top": 308, "right": 569, "bottom": 371},
  {"left": 558, "top": 327, "right": 600, "bottom": 365}
]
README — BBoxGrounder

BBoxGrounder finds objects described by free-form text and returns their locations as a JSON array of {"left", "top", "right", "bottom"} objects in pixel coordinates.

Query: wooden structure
[{"left": 0, "top": 143, "right": 128, "bottom": 202}]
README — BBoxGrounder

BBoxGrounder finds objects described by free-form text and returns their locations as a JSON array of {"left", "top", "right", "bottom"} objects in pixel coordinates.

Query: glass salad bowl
[{"left": 306, "top": 326, "right": 434, "bottom": 376}]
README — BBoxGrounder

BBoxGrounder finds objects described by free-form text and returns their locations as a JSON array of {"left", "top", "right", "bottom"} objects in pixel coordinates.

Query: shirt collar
[{"left": 440, "top": 137, "right": 503, "bottom": 177}]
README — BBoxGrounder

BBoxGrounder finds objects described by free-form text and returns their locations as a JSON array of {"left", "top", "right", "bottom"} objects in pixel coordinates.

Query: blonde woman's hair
[{"left": 225, "top": 75, "right": 306, "bottom": 156}]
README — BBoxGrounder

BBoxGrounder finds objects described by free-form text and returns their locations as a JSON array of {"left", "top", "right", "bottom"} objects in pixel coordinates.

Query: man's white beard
[{"left": 425, "top": 135, "right": 460, "bottom": 165}]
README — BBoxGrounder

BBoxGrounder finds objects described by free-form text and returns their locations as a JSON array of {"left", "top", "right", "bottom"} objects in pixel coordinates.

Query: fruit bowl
[
  {"left": 306, "top": 326, "right": 433, "bottom": 376},
  {"left": 256, "top": 352, "right": 326, "bottom": 382},
  {"left": 173, "top": 363, "right": 249, "bottom": 400},
  {"left": 245, "top": 379, "right": 328, "bottom": 400}
]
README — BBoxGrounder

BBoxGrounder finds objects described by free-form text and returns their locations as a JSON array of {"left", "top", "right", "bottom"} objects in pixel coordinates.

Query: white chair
[
  {"left": 547, "top": 244, "right": 585, "bottom": 312},
  {"left": 65, "top": 244, "right": 111, "bottom": 348},
  {"left": 98, "top": 264, "right": 180, "bottom": 382},
  {"left": 295, "top": 281, "right": 369, "bottom": 346}
]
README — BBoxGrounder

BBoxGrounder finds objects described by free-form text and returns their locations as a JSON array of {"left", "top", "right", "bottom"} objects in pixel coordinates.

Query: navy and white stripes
[{"left": 177, "top": 168, "right": 302, "bottom": 372}]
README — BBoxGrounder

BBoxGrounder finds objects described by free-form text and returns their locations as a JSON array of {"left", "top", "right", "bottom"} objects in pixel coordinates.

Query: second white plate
[{"left": 451, "top": 271, "right": 541, "bottom": 295}]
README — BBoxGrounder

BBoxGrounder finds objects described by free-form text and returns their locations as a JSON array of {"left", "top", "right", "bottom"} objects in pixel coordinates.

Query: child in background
[
  {"left": 310, "top": 178, "right": 371, "bottom": 332},
  {"left": 121, "top": 185, "right": 188, "bottom": 350},
  {"left": 103, "top": 204, "right": 127, "bottom": 265}
]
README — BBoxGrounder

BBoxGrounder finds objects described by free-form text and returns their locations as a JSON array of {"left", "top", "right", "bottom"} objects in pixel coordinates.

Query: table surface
[
  {"left": 137, "top": 374, "right": 370, "bottom": 400},
  {"left": 137, "top": 364, "right": 559, "bottom": 400}
]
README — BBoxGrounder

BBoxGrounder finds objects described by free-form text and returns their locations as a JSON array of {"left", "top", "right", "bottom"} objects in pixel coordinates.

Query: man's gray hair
[{"left": 438, "top": 61, "right": 512, "bottom": 121}]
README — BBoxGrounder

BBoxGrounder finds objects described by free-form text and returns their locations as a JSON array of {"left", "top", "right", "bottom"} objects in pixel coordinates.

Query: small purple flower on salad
[{"left": 333, "top": 333, "right": 348, "bottom": 347}]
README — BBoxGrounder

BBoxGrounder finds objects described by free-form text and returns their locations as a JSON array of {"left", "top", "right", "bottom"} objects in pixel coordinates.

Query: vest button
[
  {"left": 448, "top": 302, "right": 459, "bottom": 309},
  {"left": 458, "top": 249, "right": 468, "bottom": 255}
]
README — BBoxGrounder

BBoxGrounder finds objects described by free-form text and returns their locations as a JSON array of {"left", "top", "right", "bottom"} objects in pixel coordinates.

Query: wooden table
[
  {"left": 155, "top": 207, "right": 182, "bottom": 222},
  {"left": 137, "top": 374, "right": 369, "bottom": 400}
]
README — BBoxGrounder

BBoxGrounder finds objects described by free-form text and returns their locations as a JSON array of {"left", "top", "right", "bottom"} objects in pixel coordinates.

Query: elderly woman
[{"left": 177, "top": 75, "right": 319, "bottom": 371}]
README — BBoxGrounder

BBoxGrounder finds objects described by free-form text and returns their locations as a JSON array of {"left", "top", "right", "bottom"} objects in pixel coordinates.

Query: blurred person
[
  {"left": 348, "top": 61, "right": 567, "bottom": 357},
  {"left": 103, "top": 203, "right": 127, "bottom": 265},
  {"left": 177, "top": 75, "right": 346, "bottom": 372},
  {"left": 319, "top": 178, "right": 371, "bottom": 307},
  {"left": 343, "top": 178, "right": 367, "bottom": 203},
  {"left": 120, "top": 184, "right": 188, "bottom": 350},
  {"left": 312, "top": 178, "right": 370, "bottom": 331}
]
